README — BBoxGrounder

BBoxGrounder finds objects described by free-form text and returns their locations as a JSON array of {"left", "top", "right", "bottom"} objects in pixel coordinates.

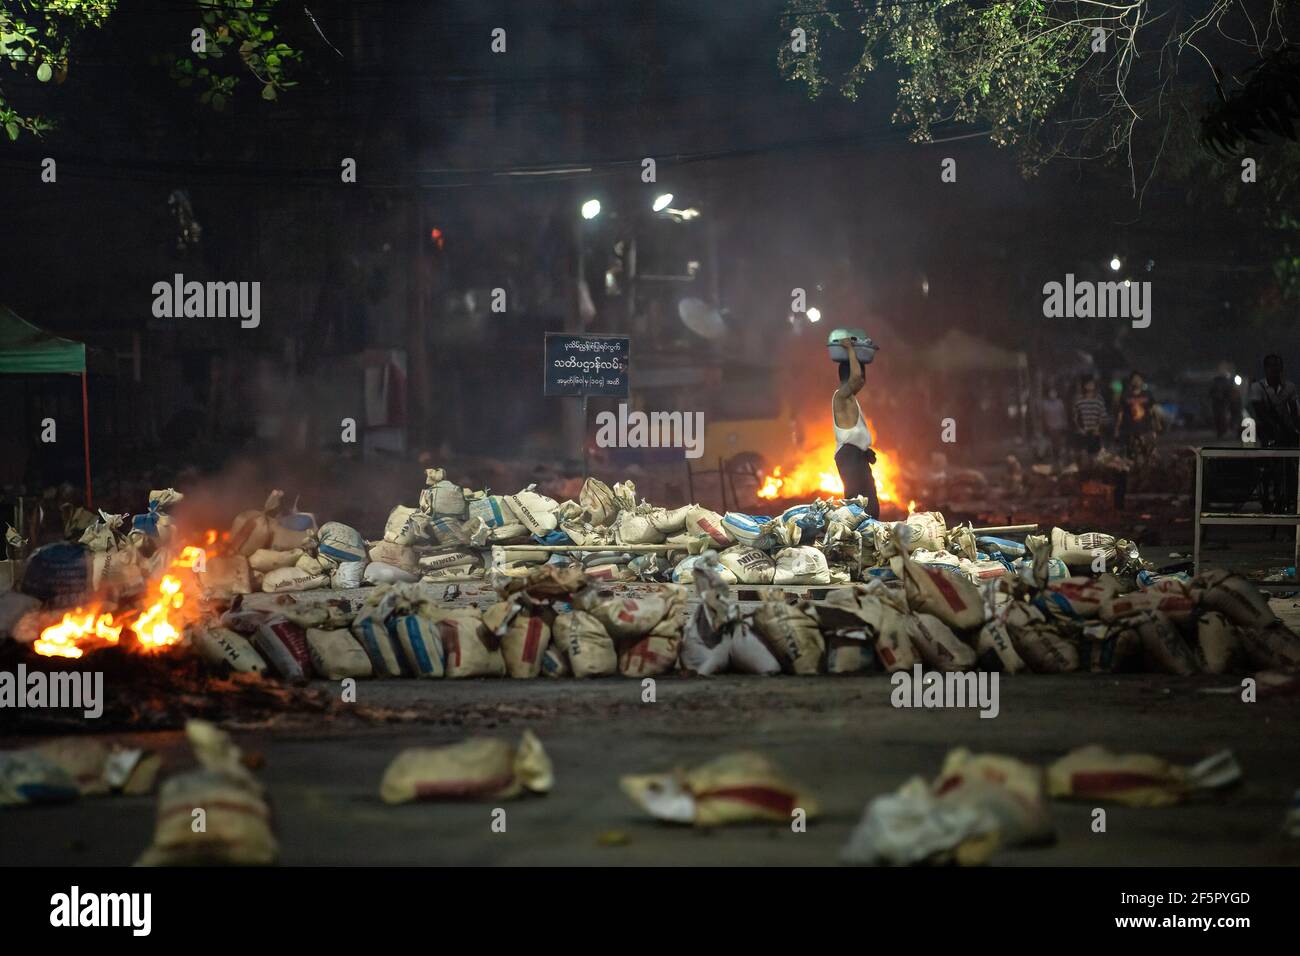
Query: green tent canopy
[{"left": 0, "top": 304, "right": 86, "bottom": 374}]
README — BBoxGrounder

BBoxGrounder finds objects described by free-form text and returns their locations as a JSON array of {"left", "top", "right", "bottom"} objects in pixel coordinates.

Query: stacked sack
[{"left": 228, "top": 490, "right": 330, "bottom": 594}]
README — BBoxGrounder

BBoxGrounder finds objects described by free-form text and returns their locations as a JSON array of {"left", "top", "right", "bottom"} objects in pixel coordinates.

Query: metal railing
[{"left": 1193, "top": 446, "right": 1300, "bottom": 589}]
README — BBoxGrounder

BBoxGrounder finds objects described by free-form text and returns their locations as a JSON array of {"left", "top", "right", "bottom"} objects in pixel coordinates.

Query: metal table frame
[{"left": 1193, "top": 446, "right": 1300, "bottom": 589}]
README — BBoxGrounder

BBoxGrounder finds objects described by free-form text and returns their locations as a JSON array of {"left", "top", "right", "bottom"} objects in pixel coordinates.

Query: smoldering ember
[{"left": 1, "top": 0, "right": 1298, "bottom": 897}]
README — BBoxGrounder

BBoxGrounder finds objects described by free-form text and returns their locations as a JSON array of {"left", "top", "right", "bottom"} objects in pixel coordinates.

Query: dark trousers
[{"left": 835, "top": 444, "right": 881, "bottom": 518}]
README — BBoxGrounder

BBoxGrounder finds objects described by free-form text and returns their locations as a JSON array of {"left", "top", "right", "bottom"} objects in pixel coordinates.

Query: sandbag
[
  {"left": 230, "top": 490, "right": 284, "bottom": 557},
  {"left": 260, "top": 566, "right": 329, "bottom": 593},
  {"left": 649, "top": 504, "right": 691, "bottom": 534},
  {"left": 1050, "top": 526, "right": 1117, "bottom": 567},
  {"left": 269, "top": 525, "right": 314, "bottom": 551},
  {"left": 752, "top": 600, "right": 824, "bottom": 675},
  {"left": 826, "top": 630, "right": 878, "bottom": 674},
  {"left": 253, "top": 616, "right": 313, "bottom": 680},
  {"left": 1042, "top": 576, "right": 1120, "bottom": 620},
  {"left": 578, "top": 477, "right": 618, "bottom": 525},
  {"left": 1238, "top": 621, "right": 1300, "bottom": 670},
  {"left": 773, "top": 546, "right": 830, "bottom": 585},
  {"left": 934, "top": 748, "right": 1054, "bottom": 847},
  {"left": 430, "top": 608, "right": 505, "bottom": 678},
  {"left": 910, "top": 612, "right": 976, "bottom": 672},
  {"left": 379, "top": 730, "right": 552, "bottom": 803},
  {"left": 1194, "top": 612, "right": 1241, "bottom": 675},
  {"left": 201, "top": 555, "right": 252, "bottom": 598},
  {"left": 248, "top": 548, "right": 303, "bottom": 572},
  {"left": 685, "top": 505, "right": 733, "bottom": 548},
  {"left": 191, "top": 625, "right": 268, "bottom": 674},
  {"left": 468, "top": 495, "right": 517, "bottom": 529},
  {"left": 974, "top": 618, "right": 1027, "bottom": 673},
  {"left": 317, "top": 521, "right": 367, "bottom": 564},
  {"left": 1082, "top": 624, "right": 1143, "bottom": 673},
  {"left": 553, "top": 611, "right": 617, "bottom": 678},
  {"left": 505, "top": 489, "right": 560, "bottom": 535},
  {"left": 1047, "top": 746, "right": 1241, "bottom": 807},
  {"left": 351, "top": 593, "right": 408, "bottom": 678},
  {"left": 330, "top": 560, "right": 366, "bottom": 589},
  {"left": 1128, "top": 610, "right": 1197, "bottom": 675},
  {"left": 1099, "top": 590, "right": 1197, "bottom": 629},
  {"left": 1004, "top": 603, "right": 1078, "bottom": 673},
  {"left": 417, "top": 547, "right": 480, "bottom": 572},
  {"left": 496, "top": 605, "right": 551, "bottom": 679},
  {"left": 420, "top": 468, "right": 469, "bottom": 518},
  {"left": 718, "top": 544, "right": 776, "bottom": 585},
  {"left": 364, "top": 562, "right": 420, "bottom": 585},
  {"left": 294, "top": 553, "right": 327, "bottom": 577},
  {"left": 893, "top": 533, "right": 984, "bottom": 631},
  {"left": 385, "top": 613, "right": 445, "bottom": 678},
  {"left": 305, "top": 628, "right": 373, "bottom": 680},
  {"left": 1196, "top": 569, "right": 1278, "bottom": 629},
  {"left": 621, "top": 752, "right": 818, "bottom": 827}
]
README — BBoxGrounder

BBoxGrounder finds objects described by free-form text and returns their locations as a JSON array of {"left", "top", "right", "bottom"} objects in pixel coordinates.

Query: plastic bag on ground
[
  {"left": 1047, "top": 745, "right": 1241, "bottom": 807},
  {"left": 620, "top": 751, "right": 817, "bottom": 827},
  {"left": 380, "top": 730, "right": 552, "bottom": 803},
  {"left": 841, "top": 776, "right": 998, "bottom": 866}
]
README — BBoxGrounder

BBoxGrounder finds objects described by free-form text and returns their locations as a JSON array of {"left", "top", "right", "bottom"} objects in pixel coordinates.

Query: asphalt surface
[{"left": 4, "top": 666, "right": 1299, "bottom": 867}]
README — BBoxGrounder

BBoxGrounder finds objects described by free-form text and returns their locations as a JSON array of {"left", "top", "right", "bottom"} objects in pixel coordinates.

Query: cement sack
[
  {"left": 1194, "top": 612, "right": 1241, "bottom": 674},
  {"left": 672, "top": 554, "right": 735, "bottom": 585},
  {"left": 910, "top": 613, "right": 976, "bottom": 672},
  {"left": 615, "top": 512, "right": 666, "bottom": 545},
  {"left": 1239, "top": 621, "right": 1300, "bottom": 670},
  {"left": 191, "top": 625, "right": 268, "bottom": 674},
  {"left": 540, "top": 639, "right": 571, "bottom": 678},
  {"left": 269, "top": 525, "right": 314, "bottom": 551},
  {"left": 649, "top": 504, "right": 691, "bottom": 534},
  {"left": 1195, "top": 569, "right": 1278, "bottom": 629},
  {"left": 1099, "top": 590, "right": 1197, "bottom": 629},
  {"left": 974, "top": 618, "right": 1027, "bottom": 673},
  {"left": 468, "top": 495, "right": 517, "bottom": 530},
  {"left": 841, "top": 776, "right": 997, "bottom": 867},
  {"left": 578, "top": 477, "right": 617, "bottom": 525},
  {"left": 1043, "top": 576, "right": 1120, "bottom": 620},
  {"left": 317, "top": 521, "right": 367, "bottom": 564},
  {"left": 279, "top": 600, "right": 354, "bottom": 630},
  {"left": 420, "top": 468, "right": 469, "bottom": 518},
  {"left": 383, "top": 505, "right": 429, "bottom": 546},
  {"left": 1082, "top": 624, "right": 1143, "bottom": 673},
  {"left": 1050, "top": 526, "right": 1117, "bottom": 567},
  {"left": 430, "top": 609, "right": 505, "bottom": 678},
  {"left": 718, "top": 544, "right": 776, "bottom": 585},
  {"left": 874, "top": 607, "right": 918, "bottom": 674},
  {"left": 1016, "top": 557, "right": 1069, "bottom": 586},
  {"left": 295, "top": 553, "right": 327, "bottom": 577},
  {"left": 721, "top": 512, "right": 770, "bottom": 546},
  {"left": 330, "top": 560, "right": 366, "bottom": 589},
  {"left": 934, "top": 748, "right": 1054, "bottom": 847},
  {"left": 428, "top": 514, "right": 472, "bottom": 546},
  {"left": 351, "top": 593, "right": 408, "bottom": 678},
  {"left": 305, "top": 628, "right": 373, "bottom": 680},
  {"left": 827, "top": 630, "right": 877, "bottom": 674},
  {"left": 487, "top": 602, "right": 551, "bottom": 679},
  {"left": 247, "top": 548, "right": 301, "bottom": 573},
  {"left": 1123, "top": 610, "right": 1197, "bottom": 675},
  {"left": 261, "top": 566, "right": 329, "bottom": 593},
  {"left": 505, "top": 489, "right": 560, "bottom": 535},
  {"left": 553, "top": 611, "right": 617, "bottom": 678},
  {"left": 386, "top": 614, "right": 445, "bottom": 678},
  {"left": 904, "top": 511, "right": 947, "bottom": 551},
  {"left": 612, "top": 480, "right": 638, "bottom": 512},
  {"left": 380, "top": 730, "right": 552, "bottom": 803},
  {"left": 365, "top": 562, "right": 420, "bottom": 585},
  {"left": 620, "top": 751, "right": 818, "bottom": 827},
  {"left": 893, "top": 537, "right": 984, "bottom": 632},
  {"left": 585, "top": 588, "right": 679, "bottom": 640},
  {"left": 253, "top": 616, "right": 313, "bottom": 680},
  {"left": 422, "top": 566, "right": 483, "bottom": 584},
  {"left": 0, "top": 751, "right": 81, "bottom": 806},
  {"left": 1004, "top": 603, "right": 1079, "bottom": 673},
  {"left": 418, "top": 547, "right": 481, "bottom": 572},
  {"left": 137, "top": 722, "right": 277, "bottom": 866},
  {"left": 1047, "top": 746, "right": 1242, "bottom": 807},
  {"left": 774, "top": 546, "right": 830, "bottom": 585},
  {"left": 615, "top": 588, "right": 687, "bottom": 677},
  {"left": 685, "top": 505, "right": 734, "bottom": 548},
  {"left": 229, "top": 490, "right": 284, "bottom": 556},
  {"left": 752, "top": 599, "right": 824, "bottom": 675}
]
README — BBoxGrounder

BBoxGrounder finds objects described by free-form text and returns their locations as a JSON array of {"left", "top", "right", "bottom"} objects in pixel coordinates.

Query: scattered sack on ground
[
  {"left": 1195, "top": 569, "right": 1278, "bottom": 629},
  {"left": 137, "top": 720, "right": 278, "bottom": 865},
  {"left": 890, "top": 523, "right": 984, "bottom": 631},
  {"left": 842, "top": 776, "right": 997, "bottom": 866},
  {"left": 191, "top": 625, "right": 268, "bottom": 674},
  {"left": 620, "top": 751, "right": 817, "bottom": 827},
  {"left": 1047, "top": 745, "right": 1242, "bottom": 807},
  {"left": 553, "top": 611, "right": 617, "bottom": 678},
  {"left": 505, "top": 489, "right": 560, "bottom": 535},
  {"left": 305, "top": 628, "right": 373, "bottom": 679},
  {"left": 933, "top": 748, "right": 1054, "bottom": 848},
  {"left": 380, "top": 730, "right": 552, "bottom": 802}
]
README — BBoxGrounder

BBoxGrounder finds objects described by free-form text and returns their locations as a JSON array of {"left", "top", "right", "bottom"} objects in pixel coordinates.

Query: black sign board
[{"left": 543, "top": 333, "right": 630, "bottom": 397}]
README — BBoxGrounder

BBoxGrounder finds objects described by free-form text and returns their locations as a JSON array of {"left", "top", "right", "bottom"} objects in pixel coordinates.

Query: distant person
[
  {"left": 1040, "top": 387, "right": 1068, "bottom": 465},
  {"left": 1208, "top": 368, "right": 1236, "bottom": 439},
  {"left": 1114, "top": 371, "right": 1161, "bottom": 464},
  {"left": 1247, "top": 354, "right": 1300, "bottom": 514},
  {"left": 832, "top": 336, "right": 880, "bottom": 518},
  {"left": 1072, "top": 376, "right": 1107, "bottom": 464}
]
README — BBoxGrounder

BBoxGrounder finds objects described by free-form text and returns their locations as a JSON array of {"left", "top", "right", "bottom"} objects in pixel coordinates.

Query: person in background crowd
[
  {"left": 1248, "top": 354, "right": 1300, "bottom": 514},
  {"left": 1040, "top": 386, "right": 1068, "bottom": 466},
  {"left": 1072, "top": 375, "right": 1108, "bottom": 465},
  {"left": 1114, "top": 371, "right": 1161, "bottom": 464},
  {"left": 1208, "top": 365, "right": 1238, "bottom": 439}
]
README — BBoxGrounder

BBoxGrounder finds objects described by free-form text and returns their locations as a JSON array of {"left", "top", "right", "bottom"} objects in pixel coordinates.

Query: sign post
[{"left": 544, "top": 333, "right": 630, "bottom": 478}]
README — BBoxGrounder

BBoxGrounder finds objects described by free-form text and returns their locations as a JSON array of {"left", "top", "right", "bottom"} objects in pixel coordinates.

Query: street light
[
  {"left": 581, "top": 199, "right": 601, "bottom": 220},
  {"left": 652, "top": 193, "right": 673, "bottom": 212},
  {"left": 806, "top": 307, "right": 821, "bottom": 323},
  {"left": 1109, "top": 256, "right": 1122, "bottom": 271}
]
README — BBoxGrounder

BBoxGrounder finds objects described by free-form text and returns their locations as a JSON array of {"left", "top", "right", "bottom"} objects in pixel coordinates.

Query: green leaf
[
  {"left": 36, "top": 61, "right": 51, "bottom": 82},
  {"left": 5, "top": 121, "right": 18, "bottom": 141},
  {"left": 261, "top": 84, "right": 276, "bottom": 101}
]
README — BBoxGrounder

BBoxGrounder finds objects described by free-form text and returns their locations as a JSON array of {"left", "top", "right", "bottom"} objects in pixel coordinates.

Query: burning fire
[
  {"left": 756, "top": 418, "right": 915, "bottom": 511},
  {"left": 34, "top": 535, "right": 216, "bottom": 659}
]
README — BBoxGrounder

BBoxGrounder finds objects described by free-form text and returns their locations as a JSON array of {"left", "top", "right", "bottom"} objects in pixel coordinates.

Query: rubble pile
[{"left": 2, "top": 468, "right": 1298, "bottom": 684}]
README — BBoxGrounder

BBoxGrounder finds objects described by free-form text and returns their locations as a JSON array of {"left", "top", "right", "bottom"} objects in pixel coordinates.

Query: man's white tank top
[{"left": 833, "top": 393, "right": 873, "bottom": 451}]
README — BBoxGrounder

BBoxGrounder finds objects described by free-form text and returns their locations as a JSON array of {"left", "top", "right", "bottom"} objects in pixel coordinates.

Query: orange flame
[
  {"left": 33, "top": 609, "right": 124, "bottom": 659},
  {"left": 756, "top": 418, "right": 910, "bottom": 507}
]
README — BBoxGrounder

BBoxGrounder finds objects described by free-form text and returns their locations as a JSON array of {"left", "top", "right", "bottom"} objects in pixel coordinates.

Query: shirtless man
[{"left": 832, "top": 335, "right": 880, "bottom": 518}]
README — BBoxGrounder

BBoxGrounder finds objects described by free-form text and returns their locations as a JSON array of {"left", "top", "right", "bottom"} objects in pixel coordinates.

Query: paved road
[{"left": 4, "top": 669, "right": 1298, "bottom": 867}]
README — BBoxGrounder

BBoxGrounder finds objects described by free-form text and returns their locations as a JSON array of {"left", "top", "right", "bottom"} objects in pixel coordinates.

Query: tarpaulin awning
[{"left": 0, "top": 305, "right": 86, "bottom": 374}]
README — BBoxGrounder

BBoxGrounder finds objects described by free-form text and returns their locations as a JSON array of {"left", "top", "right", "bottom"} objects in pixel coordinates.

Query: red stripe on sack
[
  {"left": 437, "top": 622, "right": 462, "bottom": 667},
  {"left": 523, "top": 616, "right": 542, "bottom": 663},
  {"left": 928, "top": 568, "right": 968, "bottom": 612},
  {"left": 697, "top": 786, "right": 797, "bottom": 816},
  {"left": 414, "top": 772, "right": 516, "bottom": 799},
  {"left": 1067, "top": 771, "right": 1167, "bottom": 795}
]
